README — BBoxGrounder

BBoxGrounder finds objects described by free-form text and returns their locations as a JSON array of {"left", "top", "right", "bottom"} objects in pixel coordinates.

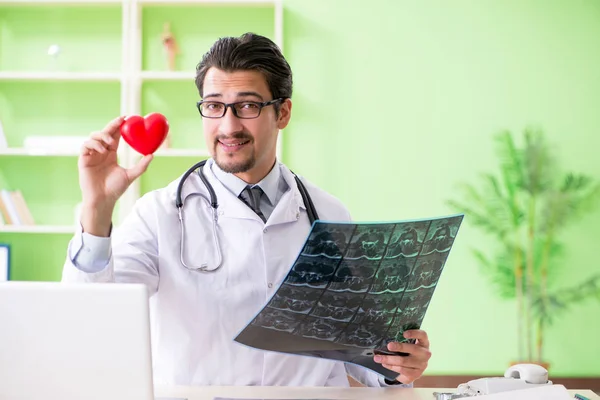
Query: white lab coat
[{"left": 62, "top": 160, "right": 402, "bottom": 388}]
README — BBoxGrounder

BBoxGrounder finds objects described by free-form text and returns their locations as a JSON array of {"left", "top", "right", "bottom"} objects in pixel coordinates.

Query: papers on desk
[
  {"left": 235, "top": 214, "right": 464, "bottom": 381},
  {"left": 473, "top": 384, "right": 572, "bottom": 399}
]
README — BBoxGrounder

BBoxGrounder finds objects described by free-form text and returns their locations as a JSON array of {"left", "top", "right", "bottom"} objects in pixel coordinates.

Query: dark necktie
[{"left": 239, "top": 185, "right": 267, "bottom": 222}]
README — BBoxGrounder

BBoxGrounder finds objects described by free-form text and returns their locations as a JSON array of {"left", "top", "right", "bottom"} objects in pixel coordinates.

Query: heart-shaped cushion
[{"left": 120, "top": 113, "right": 169, "bottom": 155}]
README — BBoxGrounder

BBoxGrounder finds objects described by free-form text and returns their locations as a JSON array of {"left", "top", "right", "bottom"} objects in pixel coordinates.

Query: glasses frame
[{"left": 196, "top": 98, "right": 284, "bottom": 119}]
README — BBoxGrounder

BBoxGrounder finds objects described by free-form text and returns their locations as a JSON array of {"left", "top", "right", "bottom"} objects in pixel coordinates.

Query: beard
[{"left": 213, "top": 133, "right": 255, "bottom": 174}]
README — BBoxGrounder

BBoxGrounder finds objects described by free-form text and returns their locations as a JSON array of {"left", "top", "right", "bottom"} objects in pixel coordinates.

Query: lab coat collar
[
  {"left": 210, "top": 159, "right": 281, "bottom": 207},
  {"left": 179, "top": 159, "right": 306, "bottom": 226}
]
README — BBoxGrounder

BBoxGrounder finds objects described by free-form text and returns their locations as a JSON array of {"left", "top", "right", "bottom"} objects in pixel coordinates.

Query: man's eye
[
  {"left": 206, "top": 103, "right": 223, "bottom": 110},
  {"left": 240, "top": 102, "right": 259, "bottom": 109}
]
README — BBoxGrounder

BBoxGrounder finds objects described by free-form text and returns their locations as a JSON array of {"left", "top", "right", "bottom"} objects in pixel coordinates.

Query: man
[{"left": 62, "top": 32, "right": 431, "bottom": 387}]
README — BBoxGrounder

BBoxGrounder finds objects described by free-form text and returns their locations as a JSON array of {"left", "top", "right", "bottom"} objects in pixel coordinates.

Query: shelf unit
[{"left": 0, "top": 0, "right": 283, "bottom": 280}]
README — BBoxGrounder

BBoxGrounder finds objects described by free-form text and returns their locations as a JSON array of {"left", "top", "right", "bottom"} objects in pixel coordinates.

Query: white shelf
[
  {"left": 0, "top": 72, "right": 122, "bottom": 82},
  {"left": 139, "top": 71, "right": 195, "bottom": 81},
  {"left": 0, "top": 0, "right": 121, "bottom": 5},
  {"left": 0, "top": 147, "right": 129, "bottom": 158},
  {"left": 0, "top": 225, "right": 75, "bottom": 234},
  {"left": 0, "top": 148, "right": 80, "bottom": 157},
  {"left": 154, "top": 148, "right": 211, "bottom": 157},
  {"left": 137, "top": 0, "right": 277, "bottom": 5}
]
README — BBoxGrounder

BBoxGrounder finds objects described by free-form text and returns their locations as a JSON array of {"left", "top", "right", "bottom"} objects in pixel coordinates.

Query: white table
[{"left": 154, "top": 385, "right": 599, "bottom": 400}]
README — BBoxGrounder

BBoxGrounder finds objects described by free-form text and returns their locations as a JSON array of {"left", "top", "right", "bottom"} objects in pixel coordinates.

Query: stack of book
[{"left": 0, "top": 190, "right": 35, "bottom": 226}]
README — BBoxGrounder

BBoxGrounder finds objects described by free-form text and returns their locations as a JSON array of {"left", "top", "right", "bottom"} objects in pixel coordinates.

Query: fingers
[
  {"left": 81, "top": 138, "right": 108, "bottom": 156},
  {"left": 93, "top": 115, "right": 126, "bottom": 151},
  {"left": 386, "top": 340, "right": 431, "bottom": 358},
  {"left": 90, "top": 130, "right": 118, "bottom": 152},
  {"left": 126, "top": 154, "right": 153, "bottom": 182},
  {"left": 404, "top": 329, "right": 430, "bottom": 348},
  {"left": 375, "top": 349, "right": 430, "bottom": 384},
  {"left": 102, "top": 115, "right": 126, "bottom": 140},
  {"left": 374, "top": 345, "right": 431, "bottom": 369},
  {"left": 373, "top": 336, "right": 432, "bottom": 384},
  {"left": 81, "top": 116, "right": 125, "bottom": 157},
  {"left": 381, "top": 364, "right": 422, "bottom": 384},
  {"left": 373, "top": 329, "right": 431, "bottom": 384}
]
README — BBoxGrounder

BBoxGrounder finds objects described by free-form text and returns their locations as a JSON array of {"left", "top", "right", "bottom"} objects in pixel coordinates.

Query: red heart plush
[{"left": 120, "top": 113, "right": 169, "bottom": 155}]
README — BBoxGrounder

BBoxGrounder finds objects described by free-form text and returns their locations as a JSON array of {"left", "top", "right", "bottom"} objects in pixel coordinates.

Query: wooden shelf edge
[
  {"left": 0, "top": 72, "right": 122, "bottom": 82},
  {"left": 0, "top": 225, "right": 75, "bottom": 234}
]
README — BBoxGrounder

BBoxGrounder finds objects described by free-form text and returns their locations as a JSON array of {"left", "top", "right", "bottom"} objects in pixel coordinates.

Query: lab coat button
[
  {"left": 268, "top": 283, "right": 273, "bottom": 288},
  {"left": 263, "top": 228, "right": 268, "bottom": 233},
  {"left": 296, "top": 213, "right": 299, "bottom": 220}
]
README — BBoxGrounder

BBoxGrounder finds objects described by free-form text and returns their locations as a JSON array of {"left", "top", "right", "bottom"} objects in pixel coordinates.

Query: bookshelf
[{"left": 0, "top": 0, "right": 283, "bottom": 281}]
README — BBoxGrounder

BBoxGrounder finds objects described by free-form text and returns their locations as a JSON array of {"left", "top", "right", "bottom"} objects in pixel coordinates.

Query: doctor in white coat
[{"left": 62, "top": 32, "right": 432, "bottom": 388}]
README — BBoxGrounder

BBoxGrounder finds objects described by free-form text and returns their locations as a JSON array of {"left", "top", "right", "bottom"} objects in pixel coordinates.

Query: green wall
[
  {"left": 1, "top": 0, "right": 598, "bottom": 379},
  {"left": 282, "top": 0, "right": 600, "bottom": 376}
]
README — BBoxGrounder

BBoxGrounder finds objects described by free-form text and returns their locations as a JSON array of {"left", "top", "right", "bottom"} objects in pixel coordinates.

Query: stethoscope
[{"left": 175, "top": 159, "right": 320, "bottom": 272}]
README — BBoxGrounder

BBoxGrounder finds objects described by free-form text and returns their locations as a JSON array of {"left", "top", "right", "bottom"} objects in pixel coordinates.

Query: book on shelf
[{"left": 0, "top": 189, "right": 35, "bottom": 226}]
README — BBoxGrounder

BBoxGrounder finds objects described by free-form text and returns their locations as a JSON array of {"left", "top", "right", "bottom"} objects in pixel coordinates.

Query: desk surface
[{"left": 154, "top": 385, "right": 599, "bottom": 400}]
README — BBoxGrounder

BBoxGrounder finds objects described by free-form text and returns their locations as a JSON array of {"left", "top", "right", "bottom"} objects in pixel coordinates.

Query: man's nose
[{"left": 218, "top": 106, "right": 244, "bottom": 133}]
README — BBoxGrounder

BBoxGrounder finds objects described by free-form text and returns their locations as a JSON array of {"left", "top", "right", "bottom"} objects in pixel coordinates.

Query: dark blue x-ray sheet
[{"left": 234, "top": 214, "right": 464, "bottom": 381}]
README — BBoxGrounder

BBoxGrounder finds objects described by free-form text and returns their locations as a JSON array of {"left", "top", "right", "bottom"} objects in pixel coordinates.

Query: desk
[{"left": 154, "top": 385, "right": 600, "bottom": 400}]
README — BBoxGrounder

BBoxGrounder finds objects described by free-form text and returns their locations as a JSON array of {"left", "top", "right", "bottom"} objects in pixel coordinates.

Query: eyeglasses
[{"left": 196, "top": 98, "right": 284, "bottom": 119}]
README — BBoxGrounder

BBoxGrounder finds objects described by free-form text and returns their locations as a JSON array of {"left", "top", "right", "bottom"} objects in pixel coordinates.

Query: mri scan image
[
  {"left": 345, "top": 224, "right": 395, "bottom": 260},
  {"left": 296, "top": 316, "right": 346, "bottom": 341},
  {"left": 422, "top": 218, "right": 461, "bottom": 255},
  {"left": 301, "top": 222, "right": 354, "bottom": 258},
  {"left": 251, "top": 309, "right": 302, "bottom": 333},
  {"left": 337, "top": 323, "right": 388, "bottom": 348},
  {"left": 369, "top": 257, "right": 415, "bottom": 294},
  {"left": 285, "top": 255, "right": 340, "bottom": 288},
  {"left": 393, "top": 287, "right": 435, "bottom": 327},
  {"left": 385, "top": 220, "right": 430, "bottom": 258},
  {"left": 352, "top": 293, "right": 399, "bottom": 325},
  {"left": 328, "top": 259, "right": 377, "bottom": 293},
  {"left": 267, "top": 284, "right": 321, "bottom": 314},
  {"left": 235, "top": 215, "right": 464, "bottom": 380},
  {"left": 408, "top": 251, "right": 449, "bottom": 289},
  {"left": 310, "top": 291, "right": 362, "bottom": 322}
]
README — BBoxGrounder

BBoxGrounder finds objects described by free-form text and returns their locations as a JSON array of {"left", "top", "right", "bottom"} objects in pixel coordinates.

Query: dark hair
[{"left": 195, "top": 33, "right": 292, "bottom": 114}]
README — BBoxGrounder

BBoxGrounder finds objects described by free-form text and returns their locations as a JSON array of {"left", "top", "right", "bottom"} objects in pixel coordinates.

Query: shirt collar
[{"left": 209, "top": 159, "right": 281, "bottom": 206}]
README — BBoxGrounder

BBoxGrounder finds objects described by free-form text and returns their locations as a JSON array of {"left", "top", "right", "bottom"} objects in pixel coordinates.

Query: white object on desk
[
  {"left": 474, "top": 384, "right": 572, "bottom": 399},
  {"left": 0, "top": 281, "right": 154, "bottom": 400},
  {"left": 504, "top": 363, "right": 550, "bottom": 384},
  {"left": 457, "top": 363, "right": 553, "bottom": 396}
]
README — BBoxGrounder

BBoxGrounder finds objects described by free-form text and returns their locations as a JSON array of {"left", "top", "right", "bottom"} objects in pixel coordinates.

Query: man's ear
[{"left": 276, "top": 98, "right": 292, "bottom": 130}]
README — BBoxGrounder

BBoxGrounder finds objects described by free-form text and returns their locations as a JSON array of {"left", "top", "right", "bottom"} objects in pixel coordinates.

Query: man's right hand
[{"left": 78, "top": 116, "right": 153, "bottom": 237}]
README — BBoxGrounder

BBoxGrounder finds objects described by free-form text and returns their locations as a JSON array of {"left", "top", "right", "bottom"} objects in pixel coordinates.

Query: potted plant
[{"left": 447, "top": 128, "right": 600, "bottom": 367}]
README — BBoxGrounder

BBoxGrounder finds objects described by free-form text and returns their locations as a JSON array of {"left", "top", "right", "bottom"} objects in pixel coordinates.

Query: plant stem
[
  {"left": 537, "top": 318, "right": 544, "bottom": 362},
  {"left": 526, "top": 195, "right": 536, "bottom": 361},
  {"left": 539, "top": 213, "right": 556, "bottom": 363},
  {"left": 514, "top": 243, "right": 524, "bottom": 362}
]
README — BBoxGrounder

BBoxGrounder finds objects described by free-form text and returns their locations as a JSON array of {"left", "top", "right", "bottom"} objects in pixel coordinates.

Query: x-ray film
[{"left": 234, "top": 214, "right": 464, "bottom": 381}]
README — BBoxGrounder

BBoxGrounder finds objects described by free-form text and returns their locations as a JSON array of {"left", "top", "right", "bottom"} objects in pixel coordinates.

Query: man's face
[{"left": 201, "top": 67, "right": 291, "bottom": 183}]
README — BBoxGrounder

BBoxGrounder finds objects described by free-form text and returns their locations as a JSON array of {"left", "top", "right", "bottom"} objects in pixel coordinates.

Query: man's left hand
[{"left": 373, "top": 329, "right": 431, "bottom": 384}]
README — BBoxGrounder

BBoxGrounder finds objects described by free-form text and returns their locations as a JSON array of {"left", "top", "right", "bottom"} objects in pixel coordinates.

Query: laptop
[{"left": 0, "top": 281, "right": 155, "bottom": 400}]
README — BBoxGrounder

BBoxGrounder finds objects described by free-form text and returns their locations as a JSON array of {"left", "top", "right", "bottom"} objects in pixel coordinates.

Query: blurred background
[{"left": 0, "top": 0, "right": 598, "bottom": 389}]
